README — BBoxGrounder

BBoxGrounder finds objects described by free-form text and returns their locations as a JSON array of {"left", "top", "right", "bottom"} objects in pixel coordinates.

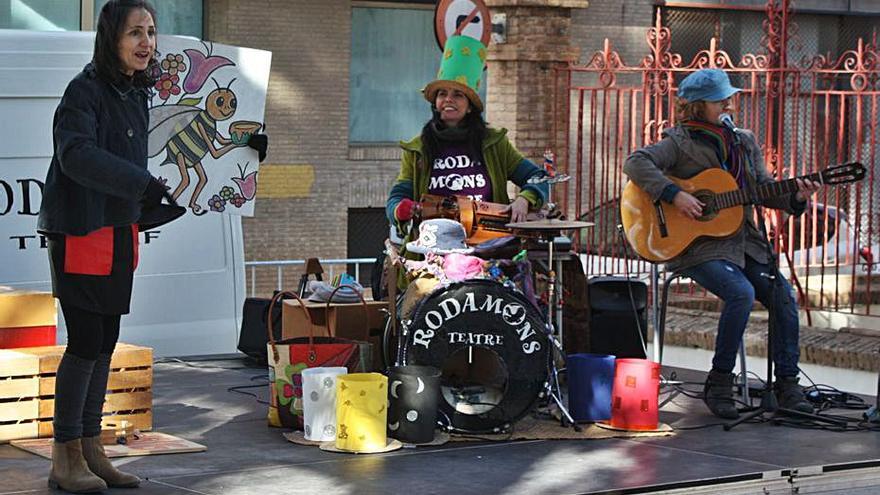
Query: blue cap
[{"left": 677, "top": 69, "right": 741, "bottom": 102}]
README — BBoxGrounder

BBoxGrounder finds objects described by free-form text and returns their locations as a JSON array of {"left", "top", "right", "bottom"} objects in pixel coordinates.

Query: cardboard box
[
  {"left": 281, "top": 299, "right": 387, "bottom": 341},
  {"left": 0, "top": 343, "right": 152, "bottom": 442}
]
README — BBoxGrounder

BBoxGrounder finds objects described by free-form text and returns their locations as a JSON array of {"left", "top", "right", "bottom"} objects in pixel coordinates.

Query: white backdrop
[{"left": 0, "top": 29, "right": 271, "bottom": 356}]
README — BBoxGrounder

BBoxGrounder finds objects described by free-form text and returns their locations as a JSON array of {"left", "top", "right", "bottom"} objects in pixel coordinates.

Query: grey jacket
[
  {"left": 38, "top": 64, "right": 152, "bottom": 236},
  {"left": 622, "top": 124, "right": 806, "bottom": 271}
]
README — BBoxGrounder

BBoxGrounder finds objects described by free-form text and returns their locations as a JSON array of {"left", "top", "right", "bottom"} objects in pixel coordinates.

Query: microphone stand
[{"left": 723, "top": 129, "right": 843, "bottom": 430}]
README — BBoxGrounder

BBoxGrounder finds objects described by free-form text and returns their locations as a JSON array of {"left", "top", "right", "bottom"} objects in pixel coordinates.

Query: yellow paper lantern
[{"left": 336, "top": 373, "right": 388, "bottom": 452}]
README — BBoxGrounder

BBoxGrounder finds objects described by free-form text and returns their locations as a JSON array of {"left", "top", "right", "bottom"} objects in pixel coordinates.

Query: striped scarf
[{"left": 681, "top": 120, "right": 746, "bottom": 188}]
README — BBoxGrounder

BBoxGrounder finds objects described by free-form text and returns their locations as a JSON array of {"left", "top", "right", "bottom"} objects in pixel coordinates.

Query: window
[
  {"left": 0, "top": 1, "right": 80, "bottom": 30},
  {"left": 0, "top": 1, "right": 201, "bottom": 36},
  {"left": 94, "top": 0, "right": 202, "bottom": 37},
  {"left": 349, "top": 5, "right": 488, "bottom": 144}
]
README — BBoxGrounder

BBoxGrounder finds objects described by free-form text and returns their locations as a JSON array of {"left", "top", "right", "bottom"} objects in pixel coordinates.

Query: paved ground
[{"left": 1, "top": 359, "right": 879, "bottom": 495}]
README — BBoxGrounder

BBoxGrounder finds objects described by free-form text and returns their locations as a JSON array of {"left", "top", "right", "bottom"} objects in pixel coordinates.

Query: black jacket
[{"left": 38, "top": 63, "right": 152, "bottom": 236}]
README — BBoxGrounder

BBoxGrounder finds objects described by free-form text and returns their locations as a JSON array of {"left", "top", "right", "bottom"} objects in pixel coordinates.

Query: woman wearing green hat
[
  {"left": 623, "top": 68, "right": 821, "bottom": 420},
  {"left": 386, "top": 35, "right": 548, "bottom": 243}
]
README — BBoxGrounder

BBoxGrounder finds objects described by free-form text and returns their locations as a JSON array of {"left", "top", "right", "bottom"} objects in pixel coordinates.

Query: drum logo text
[{"left": 411, "top": 291, "right": 542, "bottom": 354}]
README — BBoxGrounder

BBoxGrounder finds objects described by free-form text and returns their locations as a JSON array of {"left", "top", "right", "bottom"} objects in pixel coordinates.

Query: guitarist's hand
[
  {"left": 673, "top": 191, "right": 705, "bottom": 220},
  {"left": 795, "top": 178, "right": 822, "bottom": 202}
]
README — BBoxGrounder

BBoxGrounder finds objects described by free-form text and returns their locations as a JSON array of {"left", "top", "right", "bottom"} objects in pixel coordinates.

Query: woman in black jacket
[{"left": 37, "top": 1, "right": 165, "bottom": 491}]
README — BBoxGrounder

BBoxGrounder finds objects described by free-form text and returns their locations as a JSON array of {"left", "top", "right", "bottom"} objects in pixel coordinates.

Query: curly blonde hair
[{"left": 675, "top": 99, "right": 708, "bottom": 122}]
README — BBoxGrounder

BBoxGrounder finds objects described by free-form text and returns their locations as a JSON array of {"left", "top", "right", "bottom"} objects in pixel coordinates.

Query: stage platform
[{"left": 2, "top": 358, "right": 879, "bottom": 495}]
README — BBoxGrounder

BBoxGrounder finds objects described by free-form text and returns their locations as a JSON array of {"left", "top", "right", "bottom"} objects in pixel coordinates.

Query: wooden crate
[{"left": 0, "top": 343, "right": 152, "bottom": 442}]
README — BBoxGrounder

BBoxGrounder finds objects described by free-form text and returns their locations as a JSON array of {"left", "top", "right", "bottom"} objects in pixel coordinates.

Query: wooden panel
[
  {"left": 3, "top": 344, "right": 152, "bottom": 374},
  {"left": 0, "top": 349, "right": 40, "bottom": 377},
  {"left": 39, "top": 392, "right": 152, "bottom": 419},
  {"left": 0, "top": 376, "right": 39, "bottom": 400},
  {"left": 0, "top": 398, "right": 39, "bottom": 422},
  {"left": 107, "top": 368, "right": 152, "bottom": 391},
  {"left": 37, "top": 411, "right": 153, "bottom": 438},
  {"left": 0, "top": 421, "right": 39, "bottom": 443},
  {"left": 40, "top": 368, "right": 152, "bottom": 395},
  {"left": 0, "top": 290, "right": 56, "bottom": 327}
]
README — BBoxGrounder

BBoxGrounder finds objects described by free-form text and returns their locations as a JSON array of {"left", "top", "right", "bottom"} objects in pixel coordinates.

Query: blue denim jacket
[{"left": 37, "top": 63, "right": 152, "bottom": 236}]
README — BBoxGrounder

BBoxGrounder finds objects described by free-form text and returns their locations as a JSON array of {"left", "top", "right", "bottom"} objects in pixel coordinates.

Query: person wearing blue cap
[{"left": 623, "top": 68, "right": 822, "bottom": 419}]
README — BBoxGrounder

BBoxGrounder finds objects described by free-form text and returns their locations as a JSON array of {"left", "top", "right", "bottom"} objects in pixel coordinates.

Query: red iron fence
[{"left": 554, "top": 0, "right": 879, "bottom": 317}]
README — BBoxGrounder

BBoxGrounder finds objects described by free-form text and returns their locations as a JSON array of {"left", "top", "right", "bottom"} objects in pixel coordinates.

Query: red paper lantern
[{"left": 609, "top": 358, "right": 661, "bottom": 430}]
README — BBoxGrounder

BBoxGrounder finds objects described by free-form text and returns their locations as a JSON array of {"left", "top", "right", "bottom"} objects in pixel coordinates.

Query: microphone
[{"left": 719, "top": 113, "right": 739, "bottom": 133}]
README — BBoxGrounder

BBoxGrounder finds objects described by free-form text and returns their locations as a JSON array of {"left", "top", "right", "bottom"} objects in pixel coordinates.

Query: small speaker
[{"left": 588, "top": 277, "right": 648, "bottom": 359}]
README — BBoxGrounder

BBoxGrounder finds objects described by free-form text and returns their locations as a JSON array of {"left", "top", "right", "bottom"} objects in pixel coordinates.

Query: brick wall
[
  {"left": 572, "top": 0, "right": 655, "bottom": 67},
  {"left": 486, "top": 5, "right": 583, "bottom": 165},
  {"left": 202, "top": 0, "right": 659, "bottom": 296},
  {"left": 205, "top": 0, "right": 398, "bottom": 296}
]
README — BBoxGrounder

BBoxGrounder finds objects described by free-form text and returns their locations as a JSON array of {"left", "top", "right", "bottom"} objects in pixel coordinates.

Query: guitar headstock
[{"left": 820, "top": 162, "right": 866, "bottom": 184}]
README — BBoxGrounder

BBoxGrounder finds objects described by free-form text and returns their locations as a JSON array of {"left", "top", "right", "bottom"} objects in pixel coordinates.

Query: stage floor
[{"left": 2, "top": 359, "right": 879, "bottom": 495}]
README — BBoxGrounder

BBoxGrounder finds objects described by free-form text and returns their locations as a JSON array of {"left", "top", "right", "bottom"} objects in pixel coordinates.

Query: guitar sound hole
[{"left": 693, "top": 190, "right": 717, "bottom": 220}]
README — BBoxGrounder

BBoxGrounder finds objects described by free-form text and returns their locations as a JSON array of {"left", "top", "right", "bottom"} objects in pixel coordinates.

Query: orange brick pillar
[{"left": 485, "top": 0, "right": 588, "bottom": 177}]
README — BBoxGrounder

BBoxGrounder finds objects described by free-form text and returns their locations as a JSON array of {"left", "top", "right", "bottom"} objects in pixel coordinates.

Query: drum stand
[
  {"left": 539, "top": 232, "right": 581, "bottom": 431},
  {"left": 508, "top": 185, "right": 593, "bottom": 431}
]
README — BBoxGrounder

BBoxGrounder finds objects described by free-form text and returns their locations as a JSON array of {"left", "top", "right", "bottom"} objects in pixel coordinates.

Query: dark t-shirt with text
[{"left": 427, "top": 144, "right": 492, "bottom": 201}]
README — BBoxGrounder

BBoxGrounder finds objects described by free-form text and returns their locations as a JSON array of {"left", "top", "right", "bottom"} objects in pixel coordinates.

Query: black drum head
[{"left": 405, "top": 280, "right": 549, "bottom": 433}]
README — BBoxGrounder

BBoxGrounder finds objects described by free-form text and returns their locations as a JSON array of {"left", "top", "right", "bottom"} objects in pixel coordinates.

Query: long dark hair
[
  {"left": 419, "top": 105, "right": 488, "bottom": 170},
  {"left": 93, "top": 0, "right": 159, "bottom": 88}
]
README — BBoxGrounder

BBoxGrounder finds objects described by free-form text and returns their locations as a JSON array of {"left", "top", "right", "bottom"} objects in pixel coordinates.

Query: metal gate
[{"left": 554, "top": 0, "right": 879, "bottom": 317}]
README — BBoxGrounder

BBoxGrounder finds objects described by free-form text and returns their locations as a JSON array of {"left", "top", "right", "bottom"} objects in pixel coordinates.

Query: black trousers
[{"left": 61, "top": 303, "right": 120, "bottom": 360}]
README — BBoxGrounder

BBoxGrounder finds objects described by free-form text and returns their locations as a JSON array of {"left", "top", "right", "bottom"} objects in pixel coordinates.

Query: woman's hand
[
  {"left": 673, "top": 191, "right": 705, "bottom": 220},
  {"left": 794, "top": 178, "right": 821, "bottom": 202},
  {"left": 504, "top": 196, "right": 531, "bottom": 223}
]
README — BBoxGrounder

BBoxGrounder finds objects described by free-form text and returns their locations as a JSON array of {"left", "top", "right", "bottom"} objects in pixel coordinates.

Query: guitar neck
[{"left": 714, "top": 171, "right": 822, "bottom": 209}]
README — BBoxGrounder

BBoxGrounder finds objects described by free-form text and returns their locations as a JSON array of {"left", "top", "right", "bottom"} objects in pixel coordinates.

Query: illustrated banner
[{"left": 148, "top": 36, "right": 271, "bottom": 217}]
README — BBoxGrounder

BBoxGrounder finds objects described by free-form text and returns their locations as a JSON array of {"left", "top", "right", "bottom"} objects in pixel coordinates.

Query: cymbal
[{"left": 506, "top": 219, "right": 595, "bottom": 231}]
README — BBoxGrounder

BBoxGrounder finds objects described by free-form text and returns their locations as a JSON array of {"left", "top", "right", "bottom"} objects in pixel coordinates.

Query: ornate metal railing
[{"left": 554, "top": 0, "right": 879, "bottom": 317}]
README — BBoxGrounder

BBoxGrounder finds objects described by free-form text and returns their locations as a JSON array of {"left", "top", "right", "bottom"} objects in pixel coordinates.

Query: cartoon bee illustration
[{"left": 148, "top": 79, "right": 247, "bottom": 215}]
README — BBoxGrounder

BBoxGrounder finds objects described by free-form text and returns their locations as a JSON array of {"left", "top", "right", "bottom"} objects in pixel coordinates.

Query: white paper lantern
[{"left": 302, "top": 367, "right": 347, "bottom": 441}]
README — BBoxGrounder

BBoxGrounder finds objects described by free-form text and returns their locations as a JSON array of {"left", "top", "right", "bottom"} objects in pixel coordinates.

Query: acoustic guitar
[{"left": 619, "top": 162, "right": 866, "bottom": 262}]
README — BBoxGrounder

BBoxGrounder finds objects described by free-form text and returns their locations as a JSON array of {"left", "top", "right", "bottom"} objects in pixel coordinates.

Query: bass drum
[{"left": 404, "top": 280, "right": 549, "bottom": 433}]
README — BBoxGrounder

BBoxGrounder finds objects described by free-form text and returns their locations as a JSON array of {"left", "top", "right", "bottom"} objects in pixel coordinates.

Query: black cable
[
  {"left": 615, "top": 224, "right": 648, "bottom": 357},
  {"left": 797, "top": 367, "right": 869, "bottom": 410},
  {"left": 227, "top": 383, "right": 270, "bottom": 405},
  {"left": 227, "top": 374, "right": 270, "bottom": 405}
]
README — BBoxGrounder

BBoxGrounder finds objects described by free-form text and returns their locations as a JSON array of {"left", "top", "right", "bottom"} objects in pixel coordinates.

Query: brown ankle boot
[
  {"left": 48, "top": 438, "right": 108, "bottom": 493},
  {"left": 81, "top": 436, "right": 141, "bottom": 488}
]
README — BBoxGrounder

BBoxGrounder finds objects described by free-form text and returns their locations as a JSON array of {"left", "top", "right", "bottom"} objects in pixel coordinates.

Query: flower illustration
[
  {"left": 219, "top": 185, "right": 235, "bottom": 201},
  {"left": 161, "top": 53, "right": 187, "bottom": 76},
  {"left": 154, "top": 73, "right": 181, "bottom": 101},
  {"left": 275, "top": 363, "right": 308, "bottom": 417},
  {"left": 182, "top": 46, "right": 235, "bottom": 95},
  {"left": 230, "top": 193, "right": 246, "bottom": 208},
  {"left": 232, "top": 162, "right": 258, "bottom": 200},
  {"left": 208, "top": 194, "right": 226, "bottom": 212}
]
